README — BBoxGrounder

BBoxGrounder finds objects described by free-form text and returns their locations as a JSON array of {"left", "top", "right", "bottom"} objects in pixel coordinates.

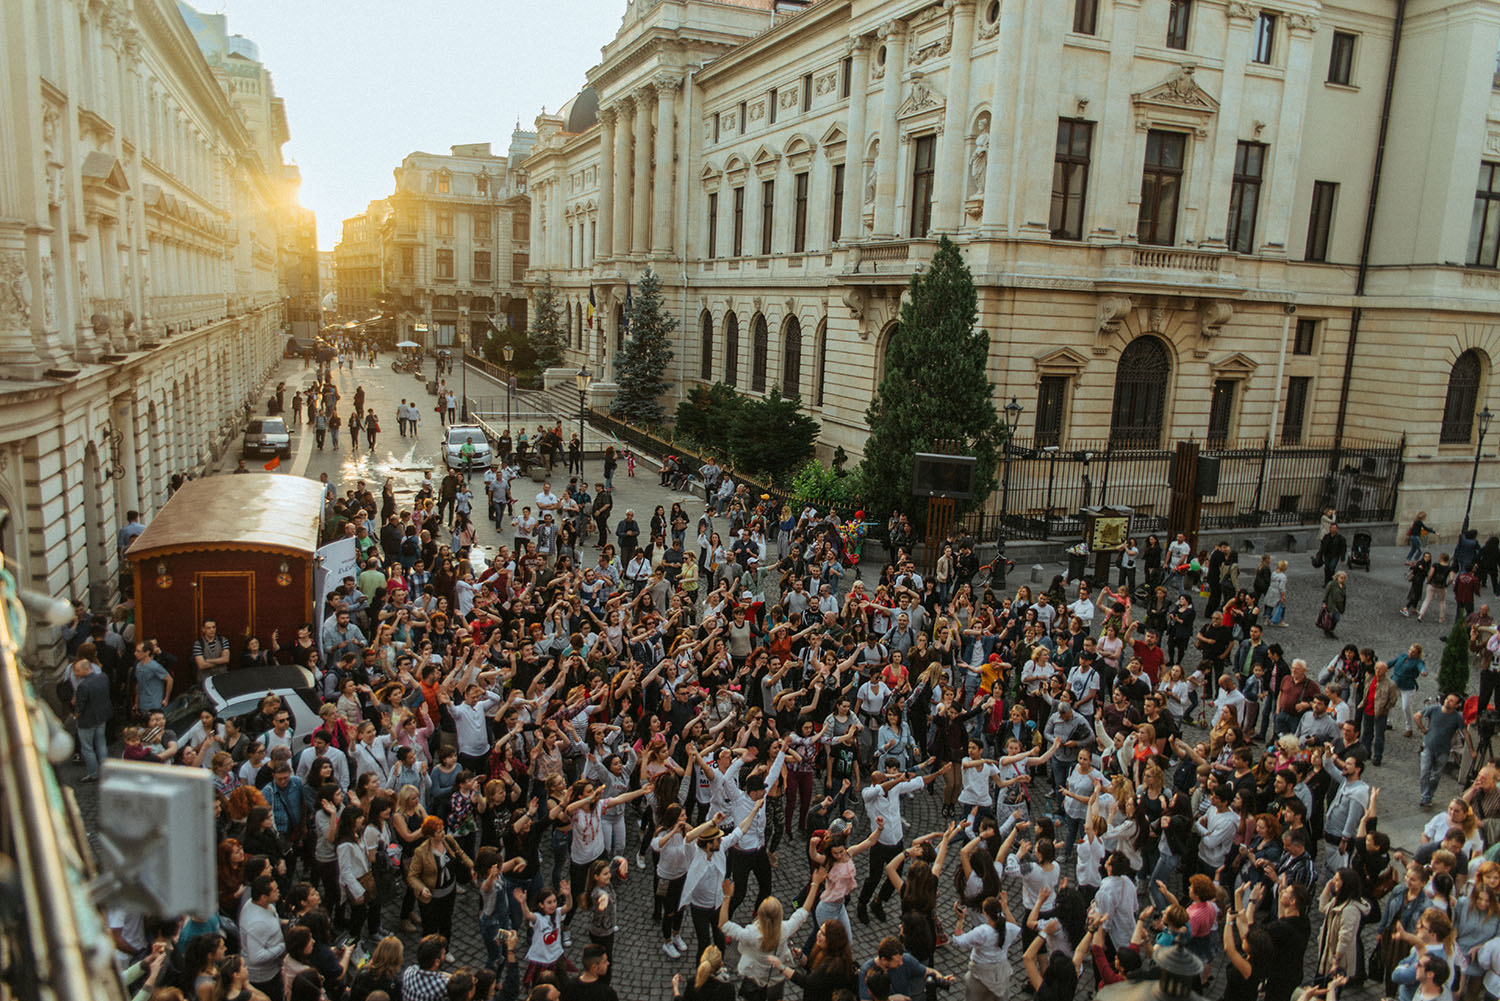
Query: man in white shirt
[
  {"left": 721, "top": 743, "right": 787, "bottom": 917},
  {"left": 534, "top": 481, "right": 560, "bottom": 516},
  {"left": 1067, "top": 585, "right": 1096, "bottom": 629},
  {"left": 449, "top": 682, "right": 506, "bottom": 774},
  {"left": 1193, "top": 785, "right": 1240, "bottom": 872},
  {"left": 240, "top": 876, "right": 286, "bottom": 997},
  {"left": 1167, "top": 533, "right": 1192, "bottom": 595},
  {"left": 295, "top": 733, "right": 351, "bottom": 790},
  {"left": 1212, "top": 673, "right": 1250, "bottom": 729},
  {"left": 857, "top": 764, "right": 942, "bottom": 923},
  {"left": 1066, "top": 658, "right": 1102, "bottom": 718}
]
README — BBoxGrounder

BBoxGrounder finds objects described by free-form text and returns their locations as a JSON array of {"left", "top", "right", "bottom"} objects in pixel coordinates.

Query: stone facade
[
  {"left": 517, "top": 0, "right": 1500, "bottom": 533},
  {"left": 376, "top": 138, "right": 537, "bottom": 352},
  {"left": 0, "top": 0, "right": 299, "bottom": 652},
  {"left": 334, "top": 200, "right": 387, "bottom": 321}
]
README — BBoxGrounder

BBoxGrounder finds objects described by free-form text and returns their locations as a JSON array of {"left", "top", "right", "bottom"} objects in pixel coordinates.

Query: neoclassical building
[
  {"left": 0, "top": 0, "right": 301, "bottom": 648},
  {"left": 374, "top": 138, "right": 537, "bottom": 352},
  {"left": 334, "top": 199, "right": 387, "bottom": 321},
  {"left": 518, "top": 0, "right": 1500, "bottom": 531}
]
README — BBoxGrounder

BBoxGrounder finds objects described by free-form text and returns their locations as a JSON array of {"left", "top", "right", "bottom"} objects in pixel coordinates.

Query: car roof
[
  {"left": 203, "top": 665, "right": 315, "bottom": 703},
  {"left": 447, "top": 426, "right": 485, "bottom": 437}
]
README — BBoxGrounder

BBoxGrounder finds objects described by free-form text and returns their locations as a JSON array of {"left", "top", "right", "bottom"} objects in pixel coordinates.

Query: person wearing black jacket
[{"left": 1319, "top": 525, "right": 1349, "bottom": 583}]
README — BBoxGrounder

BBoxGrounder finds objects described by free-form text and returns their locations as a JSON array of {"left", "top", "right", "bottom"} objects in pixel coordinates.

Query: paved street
[{"left": 60, "top": 354, "right": 1490, "bottom": 999}]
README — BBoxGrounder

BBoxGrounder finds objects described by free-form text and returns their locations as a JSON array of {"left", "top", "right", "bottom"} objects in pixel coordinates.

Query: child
[
  {"left": 624, "top": 448, "right": 636, "bottom": 477},
  {"left": 1075, "top": 813, "right": 1108, "bottom": 903},
  {"left": 121, "top": 726, "right": 151, "bottom": 762},
  {"left": 584, "top": 858, "right": 617, "bottom": 982},
  {"left": 515, "top": 883, "right": 573, "bottom": 984}
]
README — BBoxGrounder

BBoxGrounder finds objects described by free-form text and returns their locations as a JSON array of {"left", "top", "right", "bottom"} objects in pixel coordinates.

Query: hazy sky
[{"left": 210, "top": 1, "right": 625, "bottom": 250}]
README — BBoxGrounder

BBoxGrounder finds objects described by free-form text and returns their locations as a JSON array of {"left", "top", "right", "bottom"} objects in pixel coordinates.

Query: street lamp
[
  {"left": 996, "top": 396, "right": 1024, "bottom": 587},
  {"left": 575, "top": 365, "right": 592, "bottom": 476},
  {"left": 503, "top": 343, "right": 515, "bottom": 438},
  {"left": 460, "top": 309, "right": 470, "bottom": 423},
  {"left": 1463, "top": 403, "right": 1494, "bottom": 535}
]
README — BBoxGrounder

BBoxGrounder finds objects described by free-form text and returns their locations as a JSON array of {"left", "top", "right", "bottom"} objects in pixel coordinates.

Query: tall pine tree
[
  {"left": 528, "top": 276, "right": 566, "bottom": 370},
  {"left": 611, "top": 266, "right": 676, "bottom": 425},
  {"left": 862, "top": 235, "right": 1000, "bottom": 518}
]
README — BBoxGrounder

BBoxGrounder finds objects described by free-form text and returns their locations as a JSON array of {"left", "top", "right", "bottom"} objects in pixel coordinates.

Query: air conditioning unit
[{"left": 1360, "top": 455, "right": 1391, "bottom": 478}]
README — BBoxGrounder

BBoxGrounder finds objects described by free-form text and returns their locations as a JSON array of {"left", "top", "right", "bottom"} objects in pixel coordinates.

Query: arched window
[
  {"left": 724, "top": 313, "right": 739, "bottom": 386},
  {"left": 782, "top": 316, "right": 802, "bottom": 397},
  {"left": 1441, "top": 349, "right": 1484, "bottom": 443},
  {"left": 700, "top": 311, "right": 714, "bottom": 381},
  {"left": 751, "top": 314, "right": 769, "bottom": 393},
  {"left": 1110, "top": 336, "right": 1172, "bottom": 447},
  {"left": 815, "top": 319, "right": 828, "bottom": 407}
]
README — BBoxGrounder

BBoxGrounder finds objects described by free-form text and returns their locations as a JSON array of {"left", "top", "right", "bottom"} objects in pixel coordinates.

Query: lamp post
[
  {"left": 503, "top": 343, "right": 514, "bottom": 438},
  {"left": 459, "top": 309, "right": 469, "bottom": 423},
  {"left": 999, "top": 395, "right": 1024, "bottom": 548},
  {"left": 1462, "top": 403, "right": 1493, "bottom": 535},
  {"left": 575, "top": 365, "right": 592, "bottom": 476}
]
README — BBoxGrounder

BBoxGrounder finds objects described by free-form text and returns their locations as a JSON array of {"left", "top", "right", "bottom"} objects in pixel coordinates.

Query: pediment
[
  {"left": 81, "top": 151, "right": 129, "bottom": 191},
  {"left": 1133, "top": 66, "right": 1219, "bottom": 116},
  {"left": 723, "top": 154, "right": 749, "bottom": 176},
  {"left": 750, "top": 143, "right": 782, "bottom": 168},
  {"left": 897, "top": 74, "right": 944, "bottom": 119},
  {"left": 1210, "top": 351, "right": 1258, "bottom": 378},
  {"left": 820, "top": 123, "right": 847, "bottom": 148},
  {"left": 784, "top": 133, "right": 816, "bottom": 157},
  {"left": 1035, "top": 346, "right": 1089, "bottom": 376}
]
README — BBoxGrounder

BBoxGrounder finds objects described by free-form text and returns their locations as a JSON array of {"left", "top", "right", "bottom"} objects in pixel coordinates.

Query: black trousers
[
  {"left": 691, "top": 903, "right": 724, "bottom": 963},
  {"left": 727, "top": 846, "right": 773, "bottom": 918},
  {"left": 1479, "top": 668, "right": 1500, "bottom": 714},
  {"left": 858, "top": 839, "right": 904, "bottom": 910}
]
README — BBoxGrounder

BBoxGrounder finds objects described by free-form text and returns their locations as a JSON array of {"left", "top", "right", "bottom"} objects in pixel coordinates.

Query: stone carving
[
  {"left": 780, "top": 90, "right": 799, "bottom": 109},
  {"left": 842, "top": 286, "right": 868, "bottom": 323},
  {"left": 43, "top": 108, "right": 59, "bottom": 158},
  {"left": 91, "top": 313, "right": 112, "bottom": 340},
  {"left": 1096, "top": 295, "right": 1132, "bottom": 336},
  {"left": 750, "top": 101, "right": 765, "bottom": 121},
  {"left": 1288, "top": 12, "right": 1318, "bottom": 32},
  {"left": 722, "top": 112, "right": 737, "bottom": 132},
  {"left": 864, "top": 144, "right": 878, "bottom": 204},
  {"left": 1148, "top": 306, "right": 1168, "bottom": 333},
  {"left": 902, "top": 74, "right": 941, "bottom": 115},
  {"left": 1199, "top": 299, "right": 1233, "bottom": 336},
  {"left": 1227, "top": 2, "right": 1258, "bottom": 20},
  {"left": 815, "top": 73, "right": 837, "bottom": 95},
  {"left": 41, "top": 256, "right": 56, "bottom": 329},
  {"left": 0, "top": 251, "right": 32, "bottom": 329},
  {"left": 968, "top": 114, "right": 990, "bottom": 196},
  {"left": 978, "top": 5, "right": 1000, "bottom": 39}
]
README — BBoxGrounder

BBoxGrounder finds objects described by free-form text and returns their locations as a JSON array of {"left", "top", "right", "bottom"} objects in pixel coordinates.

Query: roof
[
  {"left": 204, "top": 665, "right": 316, "bottom": 704},
  {"left": 559, "top": 87, "right": 598, "bottom": 133},
  {"left": 128, "top": 475, "right": 325, "bottom": 559}
]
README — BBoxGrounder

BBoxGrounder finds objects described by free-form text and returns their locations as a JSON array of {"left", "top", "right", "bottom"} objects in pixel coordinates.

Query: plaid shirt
[{"left": 402, "top": 966, "right": 450, "bottom": 1001}]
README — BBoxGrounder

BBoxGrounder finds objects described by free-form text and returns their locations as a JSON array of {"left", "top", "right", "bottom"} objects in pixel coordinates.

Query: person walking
[
  {"left": 365, "top": 409, "right": 380, "bottom": 452},
  {"left": 1320, "top": 571, "right": 1348, "bottom": 639},
  {"left": 1415, "top": 692, "right": 1469, "bottom": 808},
  {"left": 71, "top": 658, "right": 111, "bottom": 783},
  {"left": 1319, "top": 525, "right": 1349, "bottom": 584},
  {"left": 349, "top": 410, "right": 364, "bottom": 455},
  {"left": 1418, "top": 553, "right": 1454, "bottom": 624},
  {"left": 1406, "top": 512, "right": 1434, "bottom": 564},
  {"left": 329, "top": 412, "right": 342, "bottom": 450},
  {"left": 314, "top": 412, "right": 327, "bottom": 451}
]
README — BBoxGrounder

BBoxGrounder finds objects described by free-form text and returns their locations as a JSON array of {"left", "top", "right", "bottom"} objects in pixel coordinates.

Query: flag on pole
[
  {"left": 587, "top": 286, "right": 595, "bottom": 329},
  {"left": 622, "top": 284, "right": 632, "bottom": 336},
  {"left": 263, "top": 456, "right": 281, "bottom": 472}
]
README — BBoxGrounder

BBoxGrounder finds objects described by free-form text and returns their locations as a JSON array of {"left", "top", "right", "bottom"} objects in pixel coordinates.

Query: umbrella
[{"left": 395, "top": 340, "right": 420, "bottom": 349}]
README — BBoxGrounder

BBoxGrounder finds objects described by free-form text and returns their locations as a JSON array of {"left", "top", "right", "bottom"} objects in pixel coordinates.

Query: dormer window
[{"left": 437, "top": 171, "right": 451, "bottom": 194}]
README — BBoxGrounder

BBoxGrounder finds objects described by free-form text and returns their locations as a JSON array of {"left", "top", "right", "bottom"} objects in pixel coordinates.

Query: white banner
[{"left": 313, "top": 537, "right": 359, "bottom": 654}]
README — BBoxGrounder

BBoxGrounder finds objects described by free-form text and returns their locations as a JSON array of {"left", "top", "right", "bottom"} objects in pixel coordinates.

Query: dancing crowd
[{"left": 89, "top": 477, "right": 1500, "bottom": 1001}]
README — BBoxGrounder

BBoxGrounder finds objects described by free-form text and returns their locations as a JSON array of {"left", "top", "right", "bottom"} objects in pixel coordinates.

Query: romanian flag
[
  {"left": 587, "top": 286, "right": 595, "bottom": 329},
  {"left": 263, "top": 456, "right": 281, "bottom": 472}
]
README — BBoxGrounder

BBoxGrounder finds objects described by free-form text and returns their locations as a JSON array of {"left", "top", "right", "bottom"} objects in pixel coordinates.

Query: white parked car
[{"left": 444, "top": 424, "right": 493, "bottom": 472}]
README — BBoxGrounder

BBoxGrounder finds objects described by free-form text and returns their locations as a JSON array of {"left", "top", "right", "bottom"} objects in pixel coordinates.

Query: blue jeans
[
  {"left": 1050, "top": 757, "right": 1072, "bottom": 814},
  {"left": 1406, "top": 536, "right": 1424, "bottom": 562},
  {"left": 550, "top": 828, "right": 571, "bottom": 888},
  {"left": 78, "top": 723, "right": 108, "bottom": 778},
  {"left": 1150, "top": 846, "right": 1181, "bottom": 910},
  {"left": 1419, "top": 746, "right": 1444, "bottom": 804},
  {"left": 1361, "top": 713, "right": 1389, "bottom": 763}
]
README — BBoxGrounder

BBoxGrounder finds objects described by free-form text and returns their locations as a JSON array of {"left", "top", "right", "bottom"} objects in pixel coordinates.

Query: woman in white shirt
[
  {"left": 952, "top": 894, "right": 1022, "bottom": 1000},
  {"left": 653, "top": 806, "right": 694, "bottom": 958},
  {"left": 719, "top": 879, "right": 821, "bottom": 997},
  {"left": 1158, "top": 663, "right": 1193, "bottom": 724},
  {"left": 334, "top": 806, "right": 374, "bottom": 940}
]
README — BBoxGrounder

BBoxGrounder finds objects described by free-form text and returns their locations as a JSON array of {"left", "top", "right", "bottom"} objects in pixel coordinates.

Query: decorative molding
[
  {"left": 1287, "top": 12, "right": 1318, "bottom": 33},
  {"left": 1210, "top": 351, "right": 1258, "bottom": 378},
  {"left": 1486, "top": 131, "right": 1500, "bottom": 157},
  {"left": 1034, "top": 346, "right": 1089, "bottom": 377},
  {"left": 1198, "top": 299, "right": 1233, "bottom": 337},
  {"left": 749, "top": 101, "right": 766, "bottom": 122},
  {"left": 842, "top": 286, "right": 868, "bottom": 323},
  {"left": 780, "top": 89, "right": 800, "bottom": 110},
  {"left": 1095, "top": 295, "right": 1133, "bottom": 355},
  {"left": 897, "top": 73, "right": 944, "bottom": 119},
  {"left": 815, "top": 72, "right": 838, "bottom": 96},
  {"left": 1227, "top": 2, "right": 1258, "bottom": 22},
  {"left": 0, "top": 251, "right": 32, "bottom": 331},
  {"left": 908, "top": 6, "right": 953, "bottom": 65},
  {"left": 1133, "top": 66, "right": 1219, "bottom": 137}
]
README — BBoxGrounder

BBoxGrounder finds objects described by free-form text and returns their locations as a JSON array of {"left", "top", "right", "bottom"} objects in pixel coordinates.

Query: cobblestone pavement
[{"left": 60, "top": 354, "right": 1487, "bottom": 998}]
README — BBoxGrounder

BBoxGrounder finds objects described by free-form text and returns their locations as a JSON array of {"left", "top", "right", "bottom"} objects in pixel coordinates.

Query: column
[
  {"left": 652, "top": 76, "right": 679, "bottom": 254},
  {"left": 979, "top": 0, "right": 1029, "bottom": 233},
  {"left": 841, "top": 36, "right": 872, "bottom": 243},
  {"left": 632, "top": 91, "right": 653, "bottom": 254},
  {"left": 597, "top": 107, "right": 616, "bottom": 260},
  {"left": 872, "top": 22, "right": 908, "bottom": 237},
  {"left": 1086, "top": 0, "right": 1141, "bottom": 240},
  {"left": 1202, "top": 7, "right": 1256, "bottom": 247},
  {"left": 1261, "top": 14, "right": 1318, "bottom": 254},
  {"left": 933, "top": 0, "right": 978, "bottom": 233},
  {"left": 612, "top": 98, "right": 633, "bottom": 261},
  {"left": 1014, "top": 2, "right": 1070, "bottom": 235}
]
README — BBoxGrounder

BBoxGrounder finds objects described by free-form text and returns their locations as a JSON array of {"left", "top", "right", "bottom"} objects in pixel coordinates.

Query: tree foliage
[
  {"left": 674, "top": 382, "right": 743, "bottom": 459},
  {"left": 527, "top": 276, "right": 566, "bottom": 370},
  {"left": 611, "top": 267, "right": 677, "bottom": 426},
  {"left": 861, "top": 235, "right": 1000, "bottom": 519},
  {"left": 790, "top": 457, "right": 860, "bottom": 511},
  {"left": 729, "top": 387, "right": 820, "bottom": 486},
  {"left": 1437, "top": 618, "right": 1472, "bottom": 698}
]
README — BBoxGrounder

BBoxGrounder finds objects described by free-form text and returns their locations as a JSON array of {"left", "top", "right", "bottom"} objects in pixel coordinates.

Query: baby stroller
[{"left": 1348, "top": 531, "right": 1372, "bottom": 571}]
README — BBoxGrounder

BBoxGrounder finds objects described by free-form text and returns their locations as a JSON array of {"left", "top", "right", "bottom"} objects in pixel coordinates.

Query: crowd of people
[{"left": 76, "top": 464, "right": 1500, "bottom": 1001}]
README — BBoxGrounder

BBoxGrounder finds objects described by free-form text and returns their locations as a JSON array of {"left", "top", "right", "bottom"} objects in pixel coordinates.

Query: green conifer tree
[
  {"left": 527, "top": 276, "right": 566, "bottom": 371},
  {"left": 1437, "top": 618, "right": 1472, "bottom": 698},
  {"left": 611, "top": 267, "right": 676, "bottom": 425}
]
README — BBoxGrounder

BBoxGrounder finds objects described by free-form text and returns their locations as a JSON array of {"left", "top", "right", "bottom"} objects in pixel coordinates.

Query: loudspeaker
[{"left": 1196, "top": 456, "right": 1221, "bottom": 496}]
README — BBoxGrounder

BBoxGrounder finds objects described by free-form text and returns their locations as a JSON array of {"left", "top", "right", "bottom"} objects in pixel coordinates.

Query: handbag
[
  {"left": 357, "top": 871, "right": 375, "bottom": 896},
  {"left": 1315, "top": 605, "right": 1336, "bottom": 632},
  {"left": 1311, "top": 552, "right": 1324, "bottom": 568}
]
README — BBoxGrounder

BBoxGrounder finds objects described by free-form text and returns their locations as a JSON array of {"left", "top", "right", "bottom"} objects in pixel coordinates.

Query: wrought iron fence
[{"left": 983, "top": 436, "right": 1406, "bottom": 541}]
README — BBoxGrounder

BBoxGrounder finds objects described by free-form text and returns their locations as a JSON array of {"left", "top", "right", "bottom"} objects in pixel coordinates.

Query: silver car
[
  {"left": 444, "top": 424, "right": 493, "bottom": 471},
  {"left": 242, "top": 417, "right": 291, "bottom": 459}
]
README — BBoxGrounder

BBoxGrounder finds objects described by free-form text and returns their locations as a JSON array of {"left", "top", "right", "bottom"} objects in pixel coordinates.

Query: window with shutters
[
  {"left": 1207, "top": 379, "right": 1236, "bottom": 447},
  {"left": 435, "top": 249, "right": 454, "bottom": 279},
  {"left": 473, "top": 251, "right": 491, "bottom": 281},
  {"left": 793, "top": 172, "right": 809, "bottom": 253}
]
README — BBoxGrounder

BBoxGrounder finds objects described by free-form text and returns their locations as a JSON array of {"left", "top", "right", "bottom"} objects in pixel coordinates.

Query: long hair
[
  {"left": 367, "top": 936, "right": 403, "bottom": 978},
  {"left": 900, "top": 860, "right": 937, "bottom": 913},
  {"left": 809, "top": 920, "right": 855, "bottom": 977},
  {"left": 754, "top": 897, "right": 784, "bottom": 954},
  {"left": 954, "top": 844, "right": 1000, "bottom": 906},
  {"left": 694, "top": 945, "right": 723, "bottom": 989}
]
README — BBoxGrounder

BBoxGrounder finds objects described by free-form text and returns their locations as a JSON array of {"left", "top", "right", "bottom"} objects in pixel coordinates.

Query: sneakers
[
  {"left": 563, "top": 931, "right": 572, "bottom": 948},
  {"left": 672, "top": 933, "right": 687, "bottom": 952},
  {"left": 1400, "top": 609, "right": 1411, "bottom": 617},
  {"left": 663, "top": 941, "right": 682, "bottom": 959},
  {"left": 636, "top": 853, "right": 647, "bottom": 870}
]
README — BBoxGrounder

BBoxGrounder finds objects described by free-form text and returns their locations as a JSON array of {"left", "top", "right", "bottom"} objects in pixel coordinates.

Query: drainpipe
[
  {"left": 1269, "top": 304, "right": 1295, "bottom": 448},
  {"left": 1334, "top": 0, "right": 1406, "bottom": 446}
]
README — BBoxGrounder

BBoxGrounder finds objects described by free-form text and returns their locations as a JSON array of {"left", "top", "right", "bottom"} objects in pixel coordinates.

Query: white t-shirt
[
  {"left": 570, "top": 801, "right": 607, "bottom": 863},
  {"left": 959, "top": 759, "right": 999, "bottom": 806},
  {"left": 526, "top": 909, "right": 565, "bottom": 964}
]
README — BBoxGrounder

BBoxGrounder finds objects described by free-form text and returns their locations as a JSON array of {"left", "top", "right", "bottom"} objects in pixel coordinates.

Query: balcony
[
  {"left": 1129, "top": 248, "right": 1227, "bottom": 272},
  {"left": 1097, "top": 244, "right": 1236, "bottom": 288},
  {"left": 841, "top": 238, "right": 938, "bottom": 282}
]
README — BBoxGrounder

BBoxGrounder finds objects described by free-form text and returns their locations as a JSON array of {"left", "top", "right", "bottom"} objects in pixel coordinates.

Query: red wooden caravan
[{"left": 128, "top": 476, "right": 324, "bottom": 690}]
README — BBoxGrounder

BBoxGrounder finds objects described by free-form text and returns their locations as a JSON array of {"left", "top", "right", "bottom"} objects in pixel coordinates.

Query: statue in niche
[
  {"left": 41, "top": 256, "right": 56, "bottom": 329},
  {"left": 969, "top": 115, "right": 990, "bottom": 196},
  {"left": 864, "top": 141, "right": 879, "bottom": 205}
]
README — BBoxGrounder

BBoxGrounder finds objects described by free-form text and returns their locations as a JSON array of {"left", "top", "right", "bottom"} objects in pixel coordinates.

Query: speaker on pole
[{"left": 1196, "top": 456, "right": 1221, "bottom": 497}]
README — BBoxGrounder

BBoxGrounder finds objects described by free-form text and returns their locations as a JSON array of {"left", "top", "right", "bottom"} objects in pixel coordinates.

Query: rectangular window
[
  {"left": 1137, "top": 130, "right": 1186, "bottom": 246},
  {"left": 1073, "top": 0, "right": 1098, "bottom": 34},
  {"left": 831, "top": 163, "right": 846, "bottom": 243},
  {"left": 476, "top": 175, "right": 488, "bottom": 196},
  {"left": 793, "top": 172, "right": 809, "bottom": 253},
  {"left": 400, "top": 247, "right": 414, "bottom": 276},
  {"left": 1207, "top": 379, "right": 1236, "bottom": 447},
  {"left": 713, "top": 113, "right": 721, "bottom": 143},
  {"left": 707, "top": 192, "right": 719, "bottom": 259},
  {"left": 1281, "top": 376, "right": 1310, "bottom": 445},
  {"left": 739, "top": 101, "right": 747, "bottom": 135},
  {"left": 436, "top": 211, "right": 453, "bottom": 237},
  {"left": 910, "top": 134, "right": 936, "bottom": 238},
  {"left": 1034, "top": 376, "right": 1067, "bottom": 447},
  {"left": 1050, "top": 118, "right": 1094, "bottom": 240},
  {"left": 1467, "top": 162, "right": 1500, "bottom": 268},
  {"left": 435, "top": 249, "right": 454, "bottom": 279},
  {"left": 768, "top": 89, "right": 777, "bottom": 125},
  {"left": 1328, "top": 31, "right": 1356, "bottom": 85},
  {"left": 1306, "top": 180, "right": 1338, "bottom": 262},
  {"left": 1253, "top": 12, "right": 1276, "bottom": 64},
  {"left": 437, "top": 173, "right": 450, "bottom": 194},
  {"left": 513, "top": 218, "right": 529, "bottom": 242},
  {"left": 473, "top": 251, "right": 491, "bottom": 281},
  {"left": 802, "top": 73, "right": 813, "bottom": 112},
  {"left": 761, "top": 179, "right": 775, "bottom": 255},
  {"left": 732, "top": 186, "right": 745, "bottom": 257},
  {"left": 1226, "top": 141, "right": 1266, "bottom": 254},
  {"left": 1293, "top": 318, "right": 1317, "bottom": 355},
  {"left": 841, "top": 57, "right": 852, "bottom": 98},
  {"left": 1166, "top": 0, "right": 1191, "bottom": 49},
  {"left": 473, "top": 210, "right": 491, "bottom": 240}
]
